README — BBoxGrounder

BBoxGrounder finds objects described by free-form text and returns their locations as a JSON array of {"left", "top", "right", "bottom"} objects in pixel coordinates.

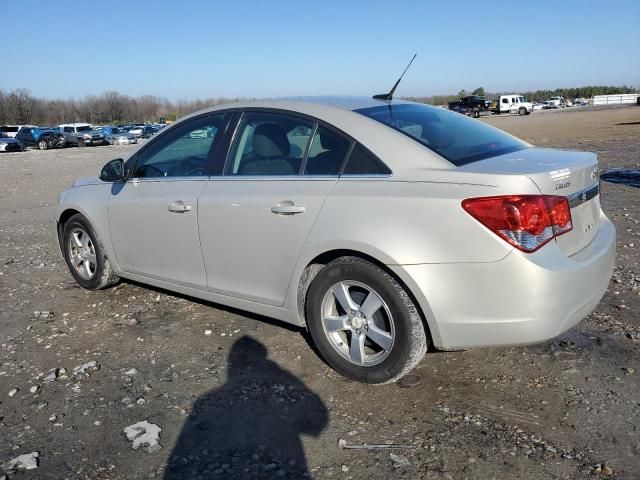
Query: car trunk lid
[{"left": 461, "top": 147, "right": 600, "bottom": 256}]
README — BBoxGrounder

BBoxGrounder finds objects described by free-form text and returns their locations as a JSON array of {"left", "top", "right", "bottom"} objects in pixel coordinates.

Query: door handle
[
  {"left": 168, "top": 201, "right": 191, "bottom": 213},
  {"left": 271, "top": 201, "right": 305, "bottom": 215}
]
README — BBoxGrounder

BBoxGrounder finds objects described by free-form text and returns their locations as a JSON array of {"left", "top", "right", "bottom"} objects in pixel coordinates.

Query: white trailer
[{"left": 592, "top": 94, "right": 639, "bottom": 105}]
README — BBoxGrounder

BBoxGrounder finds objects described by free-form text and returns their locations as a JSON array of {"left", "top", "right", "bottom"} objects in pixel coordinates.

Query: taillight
[{"left": 462, "top": 195, "right": 573, "bottom": 252}]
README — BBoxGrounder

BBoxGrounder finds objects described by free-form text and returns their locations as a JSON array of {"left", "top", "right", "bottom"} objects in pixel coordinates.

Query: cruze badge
[{"left": 551, "top": 168, "right": 571, "bottom": 190}]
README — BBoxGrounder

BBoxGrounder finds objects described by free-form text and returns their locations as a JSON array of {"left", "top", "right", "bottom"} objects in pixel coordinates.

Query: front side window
[
  {"left": 133, "top": 114, "right": 227, "bottom": 178},
  {"left": 64, "top": 127, "right": 73, "bottom": 133},
  {"left": 226, "top": 112, "right": 313, "bottom": 176},
  {"left": 356, "top": 103, "right": 528, "bottom": 166}
]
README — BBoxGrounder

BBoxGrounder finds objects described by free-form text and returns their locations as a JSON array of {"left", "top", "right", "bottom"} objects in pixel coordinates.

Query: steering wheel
[{"left": 135, "top": 164, "right": 165, "bottom": 178}]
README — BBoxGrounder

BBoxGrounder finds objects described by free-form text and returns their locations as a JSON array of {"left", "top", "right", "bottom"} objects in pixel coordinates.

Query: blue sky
[{"left": 2, "top": 0, "right": 638, "bottom": 100}]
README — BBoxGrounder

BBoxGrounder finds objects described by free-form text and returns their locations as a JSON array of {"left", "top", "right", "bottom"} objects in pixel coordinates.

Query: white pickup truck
[
  {"left": 491, "top": 95, "right": 533, "bottom": 115},
  {"left": 546, "top": 96, "right": 566, "bottom": 109}
]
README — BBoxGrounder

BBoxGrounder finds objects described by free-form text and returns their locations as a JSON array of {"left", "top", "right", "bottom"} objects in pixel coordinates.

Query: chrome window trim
[
  {"left": 208, "top": 175, "right": 338, "bottom": 182},
  {"left": 206, "top": 174, "right": 392, "bottom": 181},
  {"left": 567, "top": 182, "right": 599, "bottom": 208},
  {"left": 126, "top": 176, "right": 209, "bottom": 184}
]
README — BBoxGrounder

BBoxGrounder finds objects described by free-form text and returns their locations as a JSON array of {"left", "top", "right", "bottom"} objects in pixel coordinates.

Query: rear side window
[
  {"left": 304, "top": 126, "right": 351, "bottom": 175},
  {"left": 342, "top": 144, "right": 391, "bottom": 175},
  {"left": 226, "top": 112, "right": 314, "bottom": 176}
]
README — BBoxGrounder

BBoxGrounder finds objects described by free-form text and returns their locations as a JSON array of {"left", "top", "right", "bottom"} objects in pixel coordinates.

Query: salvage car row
[{"left": 0, "top": 122, "right": 166, "bottom": 152}]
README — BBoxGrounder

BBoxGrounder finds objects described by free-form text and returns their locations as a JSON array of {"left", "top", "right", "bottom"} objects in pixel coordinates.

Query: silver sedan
[{"left": 56, "top": 97, "right": 615, "bottom": 383}]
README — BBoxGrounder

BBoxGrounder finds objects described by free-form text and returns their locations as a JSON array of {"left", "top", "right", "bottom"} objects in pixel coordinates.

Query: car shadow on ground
[{"left": 163, "top": 335, "right": 328, "bottom": 479}]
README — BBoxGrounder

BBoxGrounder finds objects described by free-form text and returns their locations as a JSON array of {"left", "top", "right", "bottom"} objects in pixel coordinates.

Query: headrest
[
  {"left": 253, "top": 124, "right": 290, "bottom": 158},
  {"left": 319, "top": 130, "right": 343, "bottom": 151}
]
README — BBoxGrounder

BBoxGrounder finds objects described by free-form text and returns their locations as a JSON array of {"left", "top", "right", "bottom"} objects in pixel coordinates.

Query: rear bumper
[{"left": 393, "top": 211, "right": 615, "bottom": 350}]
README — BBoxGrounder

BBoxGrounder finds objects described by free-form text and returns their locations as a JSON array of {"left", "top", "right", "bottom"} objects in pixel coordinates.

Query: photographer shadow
[{"left": 164, "top": 336, "right": 328, "bottom": 479}]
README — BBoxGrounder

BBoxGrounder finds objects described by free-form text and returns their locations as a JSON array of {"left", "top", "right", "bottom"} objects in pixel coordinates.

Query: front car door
[
  {"left": 108, "top": 113, "right": 229, "bottom": 288},
  {"left": 198, "top": 110, "right": 353, "bottom": 306}
]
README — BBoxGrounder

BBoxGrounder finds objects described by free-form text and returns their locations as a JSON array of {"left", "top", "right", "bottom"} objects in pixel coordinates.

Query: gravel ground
[{"left": 1, "top": 105, "right": 639, "bottom": 479}]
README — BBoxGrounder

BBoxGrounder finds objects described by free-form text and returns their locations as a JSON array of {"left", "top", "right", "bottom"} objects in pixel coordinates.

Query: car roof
[{"left": 191, "top": 96, "right": 415, "bottom": 117}]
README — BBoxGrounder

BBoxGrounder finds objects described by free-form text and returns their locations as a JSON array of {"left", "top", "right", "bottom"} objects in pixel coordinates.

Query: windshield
[{"left": 355, "top": 103, "right": 528, "bottom": 166}]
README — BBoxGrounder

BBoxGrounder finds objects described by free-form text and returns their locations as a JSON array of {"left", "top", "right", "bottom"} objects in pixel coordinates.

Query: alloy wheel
[
  {"left": 68, "top": 227, "right": 97, "bottom": 280},
  {"left": 320, "top": 281, "right": 395, "bottom": 366}
]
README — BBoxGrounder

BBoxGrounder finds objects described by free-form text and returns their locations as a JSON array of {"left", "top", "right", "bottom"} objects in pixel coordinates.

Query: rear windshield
[
  {"left": 355, "top": 103, "right": 528, "bottom": 166},
  {"left": 1, "top": 126, "right": 19, "bottom": 133}
]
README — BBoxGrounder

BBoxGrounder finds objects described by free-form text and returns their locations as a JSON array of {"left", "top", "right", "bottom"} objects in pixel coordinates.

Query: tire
[
  {"left": 38, "top": 139, "right": 48, "bottom": 150},
  {"left": 305, "top": 256, "right": 428, "bottom": 384},
  {"left": 61, "top": 213, "right": 119, "bottom": 290},
  {"left": 518, "top": 107, "right": 526, "bottom": 116},
  {"left": 473, "top": 109, "right": 480, "bottom": 118}
]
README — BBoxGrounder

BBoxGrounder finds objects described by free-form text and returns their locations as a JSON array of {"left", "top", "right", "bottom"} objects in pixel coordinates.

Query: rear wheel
[
  {"left": 38, "top": 139, "right": 48, "bottom": 150},
  {"left": 305, "top": 257, "right": 427, "bottom": 384},
  {"left": 62, "top": 214, "right": 119, "bottom": 290}
]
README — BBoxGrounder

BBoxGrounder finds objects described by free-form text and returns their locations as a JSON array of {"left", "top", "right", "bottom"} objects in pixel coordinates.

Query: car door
[
  {"left": 108, "top": 113, "right": 229, "bottom": 288},
  {"left": 198, "top": 111, "right": 352, "bottom": 306}
]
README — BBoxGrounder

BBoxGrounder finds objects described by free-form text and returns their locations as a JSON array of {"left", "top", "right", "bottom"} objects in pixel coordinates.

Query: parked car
[
  {"left": 56, "top": 97, "right": 615, "bottom": 384},
  {"left": 96, "top": 126, "right": 138, "bottom": 145},
  {"left": 129, "top": 125, "right": 156, "bottom": 139},
  {"left": 15, "top": 126, "right": 65, "bottom": 150},
  {"left": 0, "top": 125, "right": 30, "bottom": 138},
  {"left": 58, "top": 123, "right": 105, "bottom": 146},
  {"left": 129, "top": 126, "right": 144, "bottom": 138},
  {"left": 0, "top": 131, "right": 24, "bottom": 152}
]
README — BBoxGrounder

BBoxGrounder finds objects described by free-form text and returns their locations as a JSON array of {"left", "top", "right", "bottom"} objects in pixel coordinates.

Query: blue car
[{"left": 15, "top": 127, "right": 66, "bottom": 150}]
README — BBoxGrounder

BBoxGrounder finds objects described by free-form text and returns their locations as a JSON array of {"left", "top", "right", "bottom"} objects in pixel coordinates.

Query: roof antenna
[{"left": 373, "top": 54, "right": 417, "bottom": 102}]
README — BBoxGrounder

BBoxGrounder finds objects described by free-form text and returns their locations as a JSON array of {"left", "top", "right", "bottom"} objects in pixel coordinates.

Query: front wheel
[
  {"left": 38, "top": 139, "right": 48, "bottom": 150},
  {"left": 305, "top": 257, "right": 428, "bottom": 384},
  {"left": 61, "top": 214, "right": 119, "bottom": 290},
  {"left": 518, "top": 107, "right": 526, "bottom": 115}
]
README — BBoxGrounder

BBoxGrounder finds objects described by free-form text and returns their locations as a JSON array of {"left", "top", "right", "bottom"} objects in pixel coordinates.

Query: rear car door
[
  {"left": 107, "top": 113, "right": 229, "bottom": 288},
  {"left": 198, "top": 111, "right": 352, "bottom": 306}
]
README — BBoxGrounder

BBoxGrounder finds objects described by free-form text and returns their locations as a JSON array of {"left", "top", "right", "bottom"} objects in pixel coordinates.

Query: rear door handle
[
  {"left": 271, "top": 201, "right": 305, "bottom": 215},
  {"left": 168, "top": 201, "right": 191, "bottom": 213}
]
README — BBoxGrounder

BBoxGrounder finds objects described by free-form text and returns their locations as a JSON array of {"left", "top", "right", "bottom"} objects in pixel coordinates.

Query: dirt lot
[{"left": 1, "top": 105, "right": 639, "bottom": 479}]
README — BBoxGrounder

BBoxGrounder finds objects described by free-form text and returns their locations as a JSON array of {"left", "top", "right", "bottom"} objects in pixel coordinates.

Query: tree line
[
  {"left": 405, "top": 85, "right": 638, "bottom": 106},
  {"left": 1, "top": 84, "right": 637, "bottom": 126},
  {"left": 0, "top": 89, "right": 246, "bottom": 126}
]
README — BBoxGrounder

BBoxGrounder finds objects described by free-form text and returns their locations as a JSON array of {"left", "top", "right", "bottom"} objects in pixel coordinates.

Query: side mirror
[{"left": 100, "top": 158, "right": 125, "bottom": 182}]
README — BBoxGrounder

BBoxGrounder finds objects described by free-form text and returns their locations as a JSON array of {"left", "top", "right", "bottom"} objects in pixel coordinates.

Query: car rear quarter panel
[{"left": 284, "top": 169, "right": 543, "bottom": 328}]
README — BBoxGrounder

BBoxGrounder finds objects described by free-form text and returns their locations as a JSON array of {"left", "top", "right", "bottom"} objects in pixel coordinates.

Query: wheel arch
[
  {"left": 57, "top": 208, "right": 83, "bottom": 250},
  {"left": 293, "top": 248, "right": 438, "bottom": 348},
  {"left": 56, "top": 191, "right": 119, "bottom": 274}
]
